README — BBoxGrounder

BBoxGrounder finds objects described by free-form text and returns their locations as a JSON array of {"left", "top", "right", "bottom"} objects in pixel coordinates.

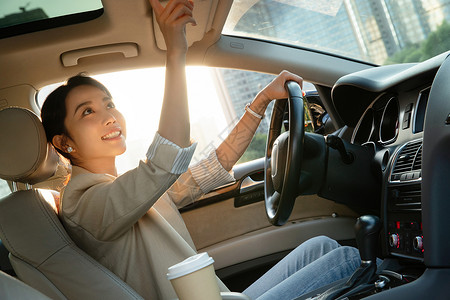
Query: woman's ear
[{"left": 52, "top": 135, "right": 69, "bottom": 153}]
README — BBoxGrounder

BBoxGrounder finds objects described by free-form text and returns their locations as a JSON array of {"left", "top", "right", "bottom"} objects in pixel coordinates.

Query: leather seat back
[
  {"left": 0, "top": 269, "right": 51, "bottom": 300},
  {"left": 0, "top": 107, "right": 143, "bottom": 299}
]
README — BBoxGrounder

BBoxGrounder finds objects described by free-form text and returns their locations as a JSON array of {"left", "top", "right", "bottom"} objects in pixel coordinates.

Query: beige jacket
[{"left": 60, "top": 145, "right": 234, "bottom": 299}]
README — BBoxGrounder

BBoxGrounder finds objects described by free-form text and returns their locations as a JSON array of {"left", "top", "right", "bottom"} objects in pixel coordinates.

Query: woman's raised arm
[{"left": 149, "top": 0, "right": 196, "bottom": 148}]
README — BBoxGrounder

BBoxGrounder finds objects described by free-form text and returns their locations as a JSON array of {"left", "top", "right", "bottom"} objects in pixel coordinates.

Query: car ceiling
[{"left": 0, "top": 0, "right": 375, "bottom": 102}]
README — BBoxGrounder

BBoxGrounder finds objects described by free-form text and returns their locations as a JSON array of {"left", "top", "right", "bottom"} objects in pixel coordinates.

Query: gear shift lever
[
  {"left": 355, "top": 215, "right": 381, "bottom": 263},
  {"left": 313, "top": 215, "right": 381, "bottom": 300}
]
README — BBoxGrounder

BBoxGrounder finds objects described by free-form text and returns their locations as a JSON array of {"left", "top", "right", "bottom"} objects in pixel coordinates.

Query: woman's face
[{"left": 63, "top": 85, "right": 127, "bottom": 162}]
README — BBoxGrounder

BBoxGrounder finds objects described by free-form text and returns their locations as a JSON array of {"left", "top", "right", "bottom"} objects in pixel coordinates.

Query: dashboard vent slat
[
  {"left": 389, "top": 186, "right": 422, "bottom": 211},
  {"left": 412, "top": 146, "right": 422, "bottom": 170},
  {"left": 391, "top": 140, "right": 422, "bottom": 181}
]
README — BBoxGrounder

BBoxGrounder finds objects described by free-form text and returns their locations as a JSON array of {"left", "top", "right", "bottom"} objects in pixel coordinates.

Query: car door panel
[{"left": 180, "top": 163, "right": 359, "bottom": 269}]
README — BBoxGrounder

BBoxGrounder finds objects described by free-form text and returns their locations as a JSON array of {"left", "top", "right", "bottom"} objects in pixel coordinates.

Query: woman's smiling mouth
[{"left": 101, "top": 130, "right": 121, "bottom": 140}]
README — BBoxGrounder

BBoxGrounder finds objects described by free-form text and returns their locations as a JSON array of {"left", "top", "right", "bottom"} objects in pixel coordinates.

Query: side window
[
  {"left": 0, "top": 179, "right": 11, "bottom": 198},
  {"left": 213, "top": 69, "right": 276, "bottom": 164},
  {"left": 216, "top": 69, "right": 329, "bottom": 164}
]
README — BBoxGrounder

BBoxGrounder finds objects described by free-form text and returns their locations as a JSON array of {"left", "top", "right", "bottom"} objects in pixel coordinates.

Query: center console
[{"left": 385, "top": 139, "right": 423, "bottom": 261}]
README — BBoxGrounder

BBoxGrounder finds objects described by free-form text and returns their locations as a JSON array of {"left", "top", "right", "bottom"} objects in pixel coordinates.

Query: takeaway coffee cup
[{"left": 167, "top": 252, "right": 221, "bottom": 300}]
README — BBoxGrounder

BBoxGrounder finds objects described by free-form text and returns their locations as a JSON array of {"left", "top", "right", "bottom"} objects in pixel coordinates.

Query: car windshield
[{"left": 223, "top": 0, "right": 450, "bottom": 65}]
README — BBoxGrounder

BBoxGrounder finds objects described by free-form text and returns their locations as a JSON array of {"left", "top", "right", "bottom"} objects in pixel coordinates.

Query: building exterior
[
  {"left": 214, "top": 68, "right": 275, "bottom": 134},
  {"left": 0, "top": 7, "right": 48, "bottom": 28}
]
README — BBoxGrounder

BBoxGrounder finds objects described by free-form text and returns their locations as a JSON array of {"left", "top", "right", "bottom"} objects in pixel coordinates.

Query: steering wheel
[{"left": 265, "top": 81, "right": 305, "bottom": 226}]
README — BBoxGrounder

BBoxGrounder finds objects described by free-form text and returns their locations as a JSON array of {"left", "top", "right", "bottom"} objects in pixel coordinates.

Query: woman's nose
[{"left": 104, "top": 112, "right": 117, "bottom": 126}]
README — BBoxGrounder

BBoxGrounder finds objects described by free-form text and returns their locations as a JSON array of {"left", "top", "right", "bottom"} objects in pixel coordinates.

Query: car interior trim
[{"left": 60, "top": 43, "right": 139, "bottom": 67}]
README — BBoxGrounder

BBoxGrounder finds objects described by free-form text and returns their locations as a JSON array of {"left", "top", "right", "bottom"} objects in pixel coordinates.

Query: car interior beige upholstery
[
  {"left": 0, "top": 270, "right": 51, "bottom": 300},
  {"left": 0, "top": 107, "right": 143, "bottom": 299},
  {"left": 0, "top": 107, "right": 59, "bottom": 185}
]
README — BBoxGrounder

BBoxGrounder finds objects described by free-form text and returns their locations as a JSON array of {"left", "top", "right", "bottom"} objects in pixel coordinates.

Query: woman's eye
[
  {"left": 107, "top": 102, "right": 116, "bottom": 109},
  {"left": 82, "top": 108, "right": 93, "bottom": 116}
]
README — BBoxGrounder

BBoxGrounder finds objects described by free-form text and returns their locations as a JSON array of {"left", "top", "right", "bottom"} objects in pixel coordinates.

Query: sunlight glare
[
  {"left": 37, "top": 67, "right": 231, "bottom": 174},
  {"left": 96, "top": 67, "right": 229, "bottom": 173}
]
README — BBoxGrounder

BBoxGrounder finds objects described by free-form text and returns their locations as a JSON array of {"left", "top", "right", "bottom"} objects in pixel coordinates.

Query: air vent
[
  {"left": 390, "top": 140, "right": 422, "bottom": 182},
  {"left": 388, "top": 184, "right": 422, "bottom": 211},
  {"left": 412, "top": 146, "right": 422, "bottom": 170}
]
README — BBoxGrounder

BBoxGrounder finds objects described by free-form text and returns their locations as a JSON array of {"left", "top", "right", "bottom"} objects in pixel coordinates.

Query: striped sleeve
[
  {"left": 189, "top": 150, "right": 235, "bottom": 194},
  {"left": 146, "top": 132, "right": 197, "bottom": 175}
]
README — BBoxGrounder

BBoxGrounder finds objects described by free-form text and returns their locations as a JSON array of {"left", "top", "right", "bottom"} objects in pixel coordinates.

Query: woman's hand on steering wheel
[
  {"left": 258, "top": 70, "right": 304, "bottom": 106},
  {"left": 265, "top": 79, "right": 305, "bottom": 226}
]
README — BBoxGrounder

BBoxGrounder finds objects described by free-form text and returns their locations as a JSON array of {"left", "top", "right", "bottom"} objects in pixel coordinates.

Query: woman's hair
[{"left": 41, "top": 74, "right": 112, "bottom": 159}]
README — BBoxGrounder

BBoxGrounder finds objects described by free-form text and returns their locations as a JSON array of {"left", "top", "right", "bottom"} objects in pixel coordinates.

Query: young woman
[{"left": 41, "top": 0, "right": 362, "bottom": 299}]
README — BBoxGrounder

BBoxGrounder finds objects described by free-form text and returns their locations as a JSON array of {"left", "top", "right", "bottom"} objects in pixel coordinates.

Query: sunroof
[{"left": 0, "top": 0, "right": 103, "bottom": 38}]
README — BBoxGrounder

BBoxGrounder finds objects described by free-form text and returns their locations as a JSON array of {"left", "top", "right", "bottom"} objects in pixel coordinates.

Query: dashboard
[
  {"left": 351, "top": 86, "right": 430, "bottom": 147},
  {"left": 351, "top": 93, "right": 400, "bottom": 145},
  {"left": 331, "top": 52, "right": 450, "bottom": 264}
]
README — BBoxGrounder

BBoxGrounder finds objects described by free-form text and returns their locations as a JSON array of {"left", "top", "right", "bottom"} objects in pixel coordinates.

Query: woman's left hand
[{"left": 258, "top": 70, "right": 303, "bottom": 105}]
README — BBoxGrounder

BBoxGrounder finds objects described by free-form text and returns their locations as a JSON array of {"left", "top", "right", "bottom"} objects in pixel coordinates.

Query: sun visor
[{"left": 153, "top": 0, "right": 218, "bottom": 50}]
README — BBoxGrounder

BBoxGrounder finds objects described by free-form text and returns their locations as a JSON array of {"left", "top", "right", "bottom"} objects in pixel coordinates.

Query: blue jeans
[{"left": 242, "top": 236, "right": 361, "bottom": 300}]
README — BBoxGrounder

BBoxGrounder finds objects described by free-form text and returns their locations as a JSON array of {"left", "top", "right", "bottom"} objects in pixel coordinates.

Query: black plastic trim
[
  {"left": 332, "top": 51, "right": 450, "bottom": 127},
  {"left": 179, "top": 159, "right": 265, "bottom": 213},
  {"left": 0, "top": 240, "right": 14, "bottom": 276},
  {"left": 422, "top": 54, "right": 450, "bottom": 267},
  {"left": 0, "top": 8, "right": 104, "bottom": 39}
]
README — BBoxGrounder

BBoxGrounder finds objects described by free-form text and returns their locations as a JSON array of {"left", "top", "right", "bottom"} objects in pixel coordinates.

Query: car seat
[
  {"left": 0, "top": 107, "right": 143, "bottom": 299},
  {"left": 0, "top": 269, "right": 51, "bottom": 299}
]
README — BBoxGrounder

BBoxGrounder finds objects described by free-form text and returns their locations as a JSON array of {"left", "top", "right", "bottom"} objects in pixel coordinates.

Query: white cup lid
[{"left": 167, "top": 252, "right": 214, "bottom": 280}]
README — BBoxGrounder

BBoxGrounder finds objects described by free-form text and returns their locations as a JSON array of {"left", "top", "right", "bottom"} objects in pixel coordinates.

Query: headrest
[{"left": 0, "top": 107, "right": 59, "bottom": 185}]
